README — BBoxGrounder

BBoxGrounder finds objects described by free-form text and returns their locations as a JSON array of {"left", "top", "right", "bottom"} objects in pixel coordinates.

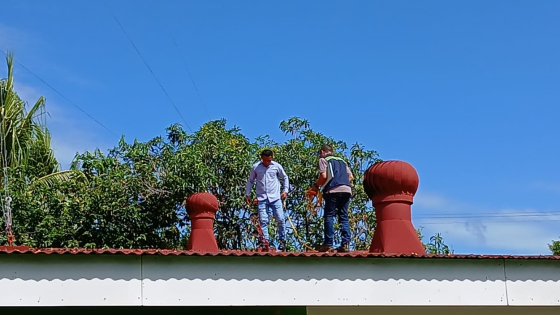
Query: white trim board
[{"left": 0, "top": 254, "right": 559, "bottom": 307}]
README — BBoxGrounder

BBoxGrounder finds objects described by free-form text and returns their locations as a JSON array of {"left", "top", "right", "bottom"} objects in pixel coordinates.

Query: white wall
[
  {"left": 142, "top": 256, "right": 507, "bottom": 306},
  {"left": 0, "top": 254, "right": 559, "bottom": 307},
  {"left": 0, "top": 254, "right": 142, "bottom": 306},
  {"left": 504, "top": 260, "right": 560, "bottom": 306}
]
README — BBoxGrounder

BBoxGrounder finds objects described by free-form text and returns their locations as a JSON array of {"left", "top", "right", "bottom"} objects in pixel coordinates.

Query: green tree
[
  {"left": 0, "top": 88, "right": 452, "bottom": 252},
  {"left": 161, "top": 120, "right": 258, "bottom": 249},
  {"left": 3, "top": 117, "right": 383, "bottom": 249},
  {"left": 0, "top": 53, "right": 84, "bottom": 185},
  {"left": 418, "top": 228, "right": 453, "bottom": 255},
  {"left": 0, "top": 53, "right": 58, "bottom": 179},
  {"left": 548, "top": 239, "right": 560, "bottom": 255},
  {"left": 270, "top": 117, "right": 380, "bottom": 250},
  {"left": 0, "top": 53, "right": 86, "bottom": 246}
]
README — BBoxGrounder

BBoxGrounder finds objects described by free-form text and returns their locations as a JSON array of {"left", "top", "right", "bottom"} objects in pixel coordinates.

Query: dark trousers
[{"left": 323, "top": 192, "right": 351, "bottom": 246}]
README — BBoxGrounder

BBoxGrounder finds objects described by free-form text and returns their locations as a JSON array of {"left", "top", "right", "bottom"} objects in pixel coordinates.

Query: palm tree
[{"left": 0, "top": 52, "right": 84, "bottom": 187}]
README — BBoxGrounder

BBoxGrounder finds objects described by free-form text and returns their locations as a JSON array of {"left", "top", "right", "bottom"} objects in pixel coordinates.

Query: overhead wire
[
  {"left": 414, "top": 218, "right": 560, "bottom": 225},
  {"left": 0, "top": 49, "right": 118, "bottom": 138},
  {"left": 413, "top": 210, "right": 560, "bottom": 223},
  {"left": 414, "top": 210, "right": 560, "bottom": 218},
  {"left": 171, "top": 37, "right": 211, "bottom": 121},
  {"left": 416, "top": 214, "right": 560, "bottom": 219},
  {"left": 161, "top": 3, "right": 211, "bottom": 121},
  {"left": 103, "top": 1, "right": 193, "bottom": 132},
  {"left": 414, "top": 211, "right": 560, "bottom": 225}
]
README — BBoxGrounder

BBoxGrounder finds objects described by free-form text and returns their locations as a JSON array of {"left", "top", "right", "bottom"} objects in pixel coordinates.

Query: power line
[
  {"left": 171, "top": 37, "right": 211, "bottom": 120},
  {"left": 103, "top": 1, "right": 193, "bottom": 132},
  {"left": 161, "top": 4, "right": 211, "bottom": 120},
  {"left": 414, "top": 213, "right": 560, "bottom": 225},
  {"left": 413, "top": 210, "right": 560, "bottom": 225},
  {"left": 414, "top": 211, "right": 560, "bottom": 220},
  {"left": 415, "top": 210, "right": 560, "bottom": 217},
  {"left": 415, "top": 218, "right": 560, "bottom": 225},
  {"left": 0, "top": 49, "right": 118, "bottom": 137}
]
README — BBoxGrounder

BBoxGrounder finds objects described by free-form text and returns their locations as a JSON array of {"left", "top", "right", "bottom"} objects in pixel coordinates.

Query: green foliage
[
  {"left": 1, "top": 116, "right": 383, "bottom": 249},
  {"left": 3, "top": 167, "right": 86, "bottom": 247},
  {"left": 548, "top": 238, "right": 560, "bottom": 255},
  {"left": 417, "top": 228, "right": 454, "bottom": 255},
  {"left": 0, "top": 53, "right": 59, "bottom": 180},
  {"left": 272, "top": 117, "right": 380, "bottom": 250},
  {"left": 0, "top": 54, "right": 453, "bottom": 251},
  {"left": 0, "top": 53, "right": 89, "bottom": 246}
]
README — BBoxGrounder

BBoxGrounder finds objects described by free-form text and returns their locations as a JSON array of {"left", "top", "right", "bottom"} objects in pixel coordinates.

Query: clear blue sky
[{"left": 1, "top": 0, "right": 559, "bottom": 255}]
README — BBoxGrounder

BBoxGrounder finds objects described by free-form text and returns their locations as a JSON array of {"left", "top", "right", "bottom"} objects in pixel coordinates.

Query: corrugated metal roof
[{"left": 0, "top": 247, "right": 558, "bottom": 259}]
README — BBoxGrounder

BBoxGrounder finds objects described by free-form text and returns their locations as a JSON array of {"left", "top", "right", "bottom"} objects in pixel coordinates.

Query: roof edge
[{"left": 0, "top": 247, "right": 559, "bottom": 259}]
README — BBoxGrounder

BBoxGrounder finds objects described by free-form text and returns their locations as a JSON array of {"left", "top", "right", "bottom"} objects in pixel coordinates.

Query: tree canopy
[
  {"left": 1, "top": 117, "right": 380, "bottom": 250},
  {"left": 549, "top": 239, "right": 560, "bottom": 255},
  {"left": 0, "top": 53, "right": 454, "bottom": 253}
]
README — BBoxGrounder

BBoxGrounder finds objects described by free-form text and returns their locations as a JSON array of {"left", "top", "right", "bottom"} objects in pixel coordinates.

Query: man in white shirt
[{"left": 245, "top": 150, "right": 289, "bottom": 251}]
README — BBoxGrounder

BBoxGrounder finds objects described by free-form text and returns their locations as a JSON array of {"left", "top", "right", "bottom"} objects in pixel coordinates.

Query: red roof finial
[
  {"left": 185, "top": 192, "right": 220, "bottom": 252},
  {"left": 364, "top": 160, "right": 426, "bottom": 255}
]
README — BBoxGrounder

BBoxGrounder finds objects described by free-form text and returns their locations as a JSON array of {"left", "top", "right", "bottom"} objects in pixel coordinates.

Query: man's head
[
  {"left": 260, "top": 149, "right": 274, "bottom": 167},
  {"left": 318, "top": 144, "right": 333, "bottom": 158}
]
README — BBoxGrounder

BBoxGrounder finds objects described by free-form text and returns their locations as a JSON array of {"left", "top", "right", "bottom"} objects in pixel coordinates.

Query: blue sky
[{"left": 1, "top": 0, "right": 559, "bottom": 255}]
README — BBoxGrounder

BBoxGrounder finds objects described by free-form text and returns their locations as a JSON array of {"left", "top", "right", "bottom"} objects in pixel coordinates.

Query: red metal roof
[{"left": 0, "top": 247, "right": 558, "bottom": 259}]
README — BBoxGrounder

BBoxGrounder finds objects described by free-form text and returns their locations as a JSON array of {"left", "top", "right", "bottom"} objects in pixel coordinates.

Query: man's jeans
[
  {"left": 257, "top": 198, "right": 286, "bottom": 243},
  {"left": 323, "top": 192, "right": 352, "bottom": 246}
]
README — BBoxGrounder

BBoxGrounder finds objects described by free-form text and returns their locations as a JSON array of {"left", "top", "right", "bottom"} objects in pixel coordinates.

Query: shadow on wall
[{"left": 0, "top": 307, "right": 306, "bottom": 315}]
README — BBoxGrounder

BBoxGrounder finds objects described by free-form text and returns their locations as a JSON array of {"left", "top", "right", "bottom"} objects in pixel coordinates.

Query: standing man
[
  {"left": 308, "top": 144, "right": 354, "bottom": 253},
  {"left": 245, "top": 149, "right": 289, "bottom": 251}
]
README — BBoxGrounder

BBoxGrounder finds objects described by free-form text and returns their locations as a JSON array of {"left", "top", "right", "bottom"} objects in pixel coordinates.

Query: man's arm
[
  {"left": 277, "top": 164, "right": 289, "bottom": 199},
  {"left": 245, "top": 166, "right": 257, "bottom": 203},
  {"left": 315, "top": 172, "right": 327, "bottom": 187},
  {"left": 312, "top": 158, "right": 328, "bottom": 189},
  {"left": 346, "top": 165, "right": 354, "bottom": 183},
  {"left": 277, "top": 164, "right": 290, "bottom": 194}
]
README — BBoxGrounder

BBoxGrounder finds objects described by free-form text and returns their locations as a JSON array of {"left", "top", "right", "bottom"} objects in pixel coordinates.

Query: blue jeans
[
  {"left": 323, "top": 192, "right": 351, "bottom": 246},
  {"left": 258, "top": 199, "right": 286, "bottom": 243}
]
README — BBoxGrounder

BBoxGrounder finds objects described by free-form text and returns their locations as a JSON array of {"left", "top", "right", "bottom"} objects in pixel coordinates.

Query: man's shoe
[
  {"left": 318, "top": 244, "right": 335, "bottom": 253},
  {"left": 336, "top": 243, "right": 350, "bottom": 253}
]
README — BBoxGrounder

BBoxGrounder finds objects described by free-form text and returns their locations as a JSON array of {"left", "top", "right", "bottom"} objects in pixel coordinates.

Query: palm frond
[
  {"left": 34, "top": 170, "right": 88, "bottom": 188},
  {"left": 0, "top": 52, "right": 60, "bottom": 183}
]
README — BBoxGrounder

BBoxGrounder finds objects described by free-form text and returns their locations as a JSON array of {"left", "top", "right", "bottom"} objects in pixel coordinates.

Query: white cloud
[
  {"left": 414, "top": 193, "right": 448, "bottom": 209},
  {"left": 12, "top": 81, "right": 42, "bottom": 105},
  {"left": 421, "top": 220, "right": 558, "bottom": 254},
  {"left": 47, "top": 101, "right": 112, "bottom": 170},
  {"left": 412, "top": 192, "right": 560, "bottom": 255},
  {"left": 464, "top": 221, "right": 487, "bottom": 245},
  {"left": 2, "top": 24, "right": 114, "bottom": 167},
  {"left": 1, "top": 23, "right": 96, "bottom": 91},
  {"left": 0, "top": 23, "right": 31, "bottom": 51},
  {"left": 531, "top": 181, "right": 560, "bottom": 194}
]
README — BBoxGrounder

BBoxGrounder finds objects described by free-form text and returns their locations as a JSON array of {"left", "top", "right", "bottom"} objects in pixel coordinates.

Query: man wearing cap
[
  {"left": 308, "top": 144, "right": 354, "bottom": 252},
  {"left": 245, "top": 149, "right": 289, "bottom": 251}
]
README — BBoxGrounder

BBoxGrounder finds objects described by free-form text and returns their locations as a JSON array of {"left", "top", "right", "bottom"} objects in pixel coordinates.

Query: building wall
[
  {"left": 142, "top": 255, "right": 509, "bottom": 306},
  {"left": 0, "top": 254, "right": 559, "bottom": 307},
  {"left": 0, "top": 254, "right": 141, "bottom": 306}
]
